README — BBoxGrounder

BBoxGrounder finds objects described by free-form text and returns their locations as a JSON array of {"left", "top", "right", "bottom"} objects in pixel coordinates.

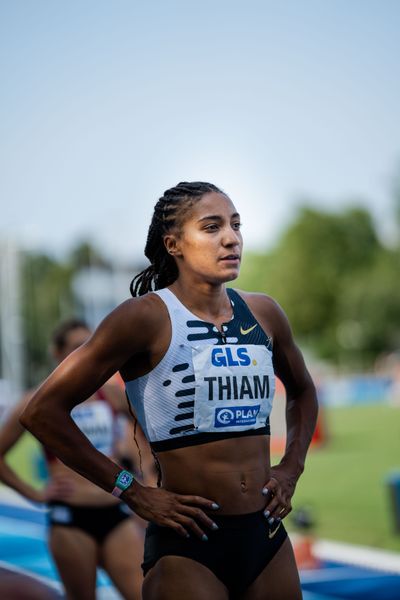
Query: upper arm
[
  {"left": 24, "top": 295, "right": 162, "bottom": 415},
  {"left": 270, "top": 301, "right": 313, "bottom": 397},
  {"left": 242, "top": 291, "right": 313, "bottom": 398}
]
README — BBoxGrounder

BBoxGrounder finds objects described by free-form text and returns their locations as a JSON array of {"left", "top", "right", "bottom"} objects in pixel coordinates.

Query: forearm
[
  {"left": 280, "top": 382, "right": 318, "bottom": 478},
  {"left": 0, "top": 458, "right": 43, "bottom": 502},
  {"left": 20, "top": 401, "right": 122, "bottom": 495}
]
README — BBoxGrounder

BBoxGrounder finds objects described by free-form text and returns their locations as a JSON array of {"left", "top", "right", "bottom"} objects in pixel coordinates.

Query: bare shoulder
[
  {"left": 50, "top": 292, "right": 171, "bottom": 385},
  {"left": 233, "top": 289, "right": 289, "bottom": 335},
  {"left": 103, "top": 292, "right": 166, "bottom": 329},
  {"left": 89, "top": 292, "right": 168, "bottom": 351}
]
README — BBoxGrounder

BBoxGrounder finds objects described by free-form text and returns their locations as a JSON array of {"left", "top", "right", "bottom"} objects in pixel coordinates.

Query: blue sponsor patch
[{"left": 214, "top": 405, "right": 261, "bottom": 428}]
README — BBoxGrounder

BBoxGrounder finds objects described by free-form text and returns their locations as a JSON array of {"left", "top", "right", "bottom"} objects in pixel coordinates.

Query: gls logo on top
[
  {"left": 215, "top": 405, "right": 261, "bottom": 428},
  {"left": 211, "top": 347, "right": 253, "bottom": 368}
]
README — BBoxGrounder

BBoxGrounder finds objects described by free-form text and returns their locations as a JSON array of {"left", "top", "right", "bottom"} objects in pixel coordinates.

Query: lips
[{"left": 220, "top": 254, "right": 240, "bottom": 261}]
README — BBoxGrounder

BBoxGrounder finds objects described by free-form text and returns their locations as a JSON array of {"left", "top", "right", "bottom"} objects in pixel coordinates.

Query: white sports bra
[{"left": 125, "top": 288, "right": 275, "bottom": 452}]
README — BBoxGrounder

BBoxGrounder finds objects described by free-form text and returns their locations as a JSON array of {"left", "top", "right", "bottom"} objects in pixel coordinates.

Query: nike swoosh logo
[
  {"left": 268, "top": 521, "right": 282, "bottom": 539},
  {"left": 240, "top": 324, "right": 257, "bottom": 335}
]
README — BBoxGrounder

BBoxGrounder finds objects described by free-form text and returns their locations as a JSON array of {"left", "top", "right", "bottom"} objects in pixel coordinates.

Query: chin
[
  {"left": 220, "top": 268, "right": 240, "bottom": 283},
  {"left": 203, "top": 266, "right": 241, "bottom": 285},
  {"left": 225, "top": 273, "right": 239, "bottom": 283}
]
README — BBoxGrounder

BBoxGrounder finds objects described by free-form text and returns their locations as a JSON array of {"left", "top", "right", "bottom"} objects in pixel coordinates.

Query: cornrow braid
[{"left": 130, "top": 181, "right": 223, "bottom": 296}]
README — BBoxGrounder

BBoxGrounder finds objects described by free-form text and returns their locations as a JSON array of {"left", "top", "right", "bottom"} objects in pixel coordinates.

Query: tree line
[
  {"left": 19, "top": 198, "right": 400, "bottom": 387},
  {"left": 236, "top": 202, "right": 400, "bottom": 369}
]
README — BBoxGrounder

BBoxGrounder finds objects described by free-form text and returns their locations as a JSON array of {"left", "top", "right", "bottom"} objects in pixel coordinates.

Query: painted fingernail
[
  {"left": 264, "top": 510, "right": 270, "bottom": 518},
  {"left": 268, "top": 517, "right": 275, "bottom": 525},
  {"left": 202, "top": 534, "right": 208, "bottom": 542},
  {"left": 262, "top": 488, "right": 269, "bottom": 496},
  {"left": 211, "top": 523, "right": 219, "bottom": 530},
  {"left": 211, "top": 503, "right": 220, "bottom": 510}
]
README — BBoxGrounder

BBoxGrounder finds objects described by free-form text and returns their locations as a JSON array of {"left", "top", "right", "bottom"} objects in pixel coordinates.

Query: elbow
[
  {"left": 306, "top": 378, "right": 319, "bottom": 417},
  {"left": 309, "top": 378, "right": 318, "bottom": 403},
  {"left": 19, "top": 400, "right": 41, "bottom": 436},
  {"left": 304, "top": 373, "right": 318, "bottom": 407},
  {"left": 20, "top": 394, "right": 68, "bottom": 445},
  {"left": 19, "top": 404, "right": 31, "bottom": 431}
]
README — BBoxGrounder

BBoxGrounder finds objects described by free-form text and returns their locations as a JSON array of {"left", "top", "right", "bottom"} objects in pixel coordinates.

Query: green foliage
[
  {"left": 69, "top": 240, "right": 112, "bottom": 270},
  {"left": 338, "top": 248, "right": 400, "bottom": 362},
  {"left": 20, "top": 240, "right": 115, "bottom": 388},
  {"left": 22, "top": 252, "right": 75, "bottom": 387},
  {"left": 237, "top": 205, "right": 399, "bottom": 366},
  {"left": 18, "top": 196, "right": 400, "bottom": 381}
]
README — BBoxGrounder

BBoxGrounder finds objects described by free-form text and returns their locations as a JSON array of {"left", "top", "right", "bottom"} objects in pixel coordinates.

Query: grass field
[
  {"left": 5, "top": 403, "right": 400, "bottom": 552},
  {"left": 282, "top": 404, "right": 400, "bottom": 552},
  {"left": 6, "top": 431, "right": 44, "bottom": 491}
]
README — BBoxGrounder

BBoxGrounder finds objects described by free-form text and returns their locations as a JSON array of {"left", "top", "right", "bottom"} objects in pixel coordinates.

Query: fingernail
[
  {"left": 211, "top": 503, "right": 220, "bottom": 510},
  {"left": 211, "top": 523, "right": 219, "bottom": 530},
  {"left": 264, "top": 510, "right": 270, "bottom": 518},
  {"left": 202, "top": 534, "right": 208, "bottom": 542},
  {"left": 268, "top": 517, "right": 275, "bottom": 525},
  {"left": 262, "top": 488, "right": 269, "bottom": 496}
]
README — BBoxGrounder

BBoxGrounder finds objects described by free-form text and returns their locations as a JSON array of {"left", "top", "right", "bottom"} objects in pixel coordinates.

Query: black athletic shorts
[
  {"left": 47, "top": 501, "right": 132, "bottom": 544},
  {"left": 142, "top": 510, "right": 287, "bottom": 597}
]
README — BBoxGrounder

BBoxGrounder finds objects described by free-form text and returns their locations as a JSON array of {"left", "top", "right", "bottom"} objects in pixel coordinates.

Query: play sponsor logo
[{"left": 214, "top": 405, "right": 260, "bottom": 427}]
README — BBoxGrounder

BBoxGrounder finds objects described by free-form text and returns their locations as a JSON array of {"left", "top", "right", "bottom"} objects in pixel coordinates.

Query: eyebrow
[{"left": 198, "top": 212, "right": 241, "bottom": 222}]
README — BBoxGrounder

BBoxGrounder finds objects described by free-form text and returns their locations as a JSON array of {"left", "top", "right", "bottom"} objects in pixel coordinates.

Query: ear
[{"left": 163, "top": 233, "right": 182, "bottom": 258}]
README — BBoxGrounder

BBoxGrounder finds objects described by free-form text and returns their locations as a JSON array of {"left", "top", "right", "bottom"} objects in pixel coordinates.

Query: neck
[{"left": 169, "top": 278, "right": 232, "bottom": 320}]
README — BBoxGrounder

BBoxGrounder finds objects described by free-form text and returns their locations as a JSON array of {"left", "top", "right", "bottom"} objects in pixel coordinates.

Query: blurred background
[{"left": 1, "top": 1, "right": 400, "bottom": 598}]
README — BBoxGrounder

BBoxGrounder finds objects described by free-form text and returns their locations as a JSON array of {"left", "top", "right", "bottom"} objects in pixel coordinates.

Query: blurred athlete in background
[{"left": 0, "top": 318, "right": 154, "bottom": 600}]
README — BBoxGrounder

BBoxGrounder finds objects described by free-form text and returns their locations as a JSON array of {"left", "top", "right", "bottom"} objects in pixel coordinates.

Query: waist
[
  {"left": 148, "top": 508, "right": 278, "bottom": 531},
  {"left": 158, "top": 436, "right": 271, "bottom": 514}
]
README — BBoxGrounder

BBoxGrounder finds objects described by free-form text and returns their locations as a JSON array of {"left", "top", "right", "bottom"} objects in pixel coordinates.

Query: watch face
[{"left": 118, "top": 471, "right": 133, "bottom": 488}]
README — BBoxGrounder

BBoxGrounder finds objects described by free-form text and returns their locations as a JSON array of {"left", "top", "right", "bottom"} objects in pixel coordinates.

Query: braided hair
[{"left": 130, "top": 181, "right": 223, "bottom": 296}]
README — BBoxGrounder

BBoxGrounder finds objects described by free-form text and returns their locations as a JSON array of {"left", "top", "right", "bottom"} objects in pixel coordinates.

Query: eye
[
  {"left": 232, "top": 221, "right": 242, "bottom": 230},
  {"left": 204, "top": 223, "right": 219, "bottom": 231}
]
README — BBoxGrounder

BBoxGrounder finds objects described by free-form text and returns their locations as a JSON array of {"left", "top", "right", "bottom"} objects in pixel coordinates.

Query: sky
[{"left": 1, "top": 0, "right": 400, "bottom": 264}]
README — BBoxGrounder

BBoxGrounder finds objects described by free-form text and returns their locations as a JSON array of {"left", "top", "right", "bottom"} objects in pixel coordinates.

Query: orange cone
[{"left": 293, "top": 535, "right": 320, "bottom": 570}]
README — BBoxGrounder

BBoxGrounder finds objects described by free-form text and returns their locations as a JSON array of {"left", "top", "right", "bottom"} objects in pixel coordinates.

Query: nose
[{"left": 222, "top": 226, "right": 241, "bottom": 248}]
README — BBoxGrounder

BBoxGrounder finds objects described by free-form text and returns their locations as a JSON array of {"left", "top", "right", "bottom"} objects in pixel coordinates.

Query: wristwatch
[{"left": 111, "top": 470, "right": 135, "bottom": 497}]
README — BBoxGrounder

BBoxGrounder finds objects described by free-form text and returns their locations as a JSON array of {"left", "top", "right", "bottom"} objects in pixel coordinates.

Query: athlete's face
[
  {"left": 164, "top": 192, "right": 243, "bottom": 284},
  {"left": 54, "top": 327, "right": 91, "bottom": 363}
]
